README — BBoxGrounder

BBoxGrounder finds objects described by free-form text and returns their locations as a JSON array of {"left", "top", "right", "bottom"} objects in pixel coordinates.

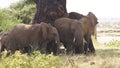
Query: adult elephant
[
  {"left": 0, "top": 22, "right": 62, "bottom": 55},
  {"left": 54, "top": 17, "right": 84, "bottom": 54},
  {"left": 69, "top": 12, "right": 98, "bottom": 53},
  {"left": 78, "top": 12, "right": 98, "bottom": 53},
  {"left": 69, "top": 12, "right": 97, "bottom": 39}
]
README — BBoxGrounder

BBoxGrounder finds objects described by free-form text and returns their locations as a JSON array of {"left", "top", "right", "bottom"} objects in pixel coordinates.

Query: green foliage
[
  {"left": 0, "top": 51, "right": 62, "bottom": 68},
  {"left": 10, "top": 0, "right": 36, "bottom": 24},
  {"left": 0, "top": 0, "right": 36, "bottom": 31},
  {"left": 24, "top": 0, "right": 35, "bottom": 4},
  {"left": 0, "top": 9, "right": 20, "bottom": 31}
]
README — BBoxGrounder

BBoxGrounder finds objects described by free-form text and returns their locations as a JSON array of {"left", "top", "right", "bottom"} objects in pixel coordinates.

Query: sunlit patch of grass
[
  {"left": 105, "top": 40, "right": 120, "bottom": 47},
  {"left": 92, "top": 36, "right": 100, "bottom": 46}
]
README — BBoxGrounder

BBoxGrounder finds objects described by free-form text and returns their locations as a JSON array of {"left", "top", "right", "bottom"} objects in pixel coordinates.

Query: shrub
[
  {"left": 0, "top": 9, "right": 20, "bottom": 31},
  {"left": 0, "top": 51, "right": 62, "bottom": 68}
]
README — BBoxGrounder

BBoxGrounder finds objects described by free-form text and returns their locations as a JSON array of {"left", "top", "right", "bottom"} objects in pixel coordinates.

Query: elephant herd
[{"left": 0, "top": 12, "right": 98, "bottom": 55}]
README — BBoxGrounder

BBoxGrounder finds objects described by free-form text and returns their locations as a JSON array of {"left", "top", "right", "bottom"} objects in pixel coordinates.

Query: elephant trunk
[{"left": 54, "top": 33, "right": 66, "bottom": 54}]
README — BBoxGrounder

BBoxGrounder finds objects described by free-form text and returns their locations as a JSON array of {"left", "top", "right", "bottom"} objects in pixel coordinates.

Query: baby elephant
[{"left": 0, "top": 22, "right": 62, "bottom": 55}]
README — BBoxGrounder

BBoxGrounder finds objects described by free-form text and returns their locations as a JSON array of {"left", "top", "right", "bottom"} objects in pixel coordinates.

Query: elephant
[
  {"left": 0, "top": 22, "right": 62, "bottom": 55},
  {"left": 69, "top": 12, "right": 97, "bottom": 39},
  {"left": 54, "top": 17, "right": 84, "bottom": 54},
  {"left": 68, "top": 12, "right": 85, "bottom": 20},
  {"left": 69, "top": 12, "right": 98, "bottom": 53},
  {"left": 78, "top": 12, "right": 98, "bottom": 53}
]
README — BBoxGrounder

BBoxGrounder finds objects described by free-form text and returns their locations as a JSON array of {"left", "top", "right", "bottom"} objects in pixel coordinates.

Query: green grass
[{"left": 105, "top": 40, "right": 120, "bottom": 47}]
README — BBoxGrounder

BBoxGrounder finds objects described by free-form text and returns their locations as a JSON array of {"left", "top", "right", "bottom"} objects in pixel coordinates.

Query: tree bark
[{"left": 32, "top": 0, "right": 68, "bottom": 25}]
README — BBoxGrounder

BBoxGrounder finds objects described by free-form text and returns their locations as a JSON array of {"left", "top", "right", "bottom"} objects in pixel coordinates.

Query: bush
[
  {"left": 0, "top": 51, "right": 62, "bottom": 68},
  {"left": 10, "top": 0, "right": 36, "bottom": 24},
  {"left": 0, "top": 9, "right": 20, "bottom": 31},
  {"left": 0, "top": 0, "right": 36, "bottom": 31}
]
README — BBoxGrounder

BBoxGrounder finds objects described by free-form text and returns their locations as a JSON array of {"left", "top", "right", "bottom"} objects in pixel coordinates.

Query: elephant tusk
[
  {"left": 83, "top": 38, "right": 87, "bottom": 45},
  {"left": 73, "top": 37, "right": 76, "bottom": 42}
]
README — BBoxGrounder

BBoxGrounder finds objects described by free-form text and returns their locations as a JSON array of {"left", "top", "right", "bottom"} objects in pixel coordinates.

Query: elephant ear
[{"left": 87, "top": 12, "right": 98, "bottom": 26}]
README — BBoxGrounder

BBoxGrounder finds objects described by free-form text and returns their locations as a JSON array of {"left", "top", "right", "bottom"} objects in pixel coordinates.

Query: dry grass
[
  {"left": 59, "top": 28, "right": 120, "bottom": 68},
  {"left": 60, "top": 46, "right": 120, "bottom": 68},
  {"left": 97, "top": 27, "right": 120, "bottom": 36},
  {"left": 59, "top": 38, "right": 120, "bottom": 68}
]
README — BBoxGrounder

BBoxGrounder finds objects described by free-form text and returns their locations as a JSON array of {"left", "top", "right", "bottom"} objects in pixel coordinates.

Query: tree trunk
[{"left": 32, "top": 0, "right": 68, "bottom": 25}]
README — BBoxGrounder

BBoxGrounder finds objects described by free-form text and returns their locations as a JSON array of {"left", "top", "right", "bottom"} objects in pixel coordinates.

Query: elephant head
[
  {"left": 87, "top": 12, "right": 98, "bottom": 29},
  {"left": 40, "top": 22, "right": 65, "bottom": 55},
  {"left": 47, "top": 24, "right": 65, "bottom": 55}
]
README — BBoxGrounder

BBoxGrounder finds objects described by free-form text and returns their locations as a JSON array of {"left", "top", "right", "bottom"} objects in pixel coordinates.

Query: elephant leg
[
  {"left": 46, "top": 41, "right": 54, "bottom": 54},
  {"left": 55, "top": 42, "right": 61, "bottom": 55},
  {"left": 40, "top": 42, "right": 47, "bottom": 54},
  {"left": 84, "top": 36, "right": 90, "bottom": 54},
  {"left": 22, "top": 46, "right": 31, "bottom": 53},
  {"left": 75, "top": 39, "right": 84, "bottom": 54},
  {"left": 88, "top": 38, "right": 95, "bottom": 53},
  {"left": 75, "top": 45, "right": 84, "bottom": 54},
  {"left": 66, "top": 43, "right": 74, "bottom": 55},
  {"left": 47, "top": 40, "right": 59, "bottom": 55},
  {"left": 6, "top": 48, "right": 16, "bottom": 56},
  {"left": 84, "top": 43, "right": 88, "bottom": 54}
]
